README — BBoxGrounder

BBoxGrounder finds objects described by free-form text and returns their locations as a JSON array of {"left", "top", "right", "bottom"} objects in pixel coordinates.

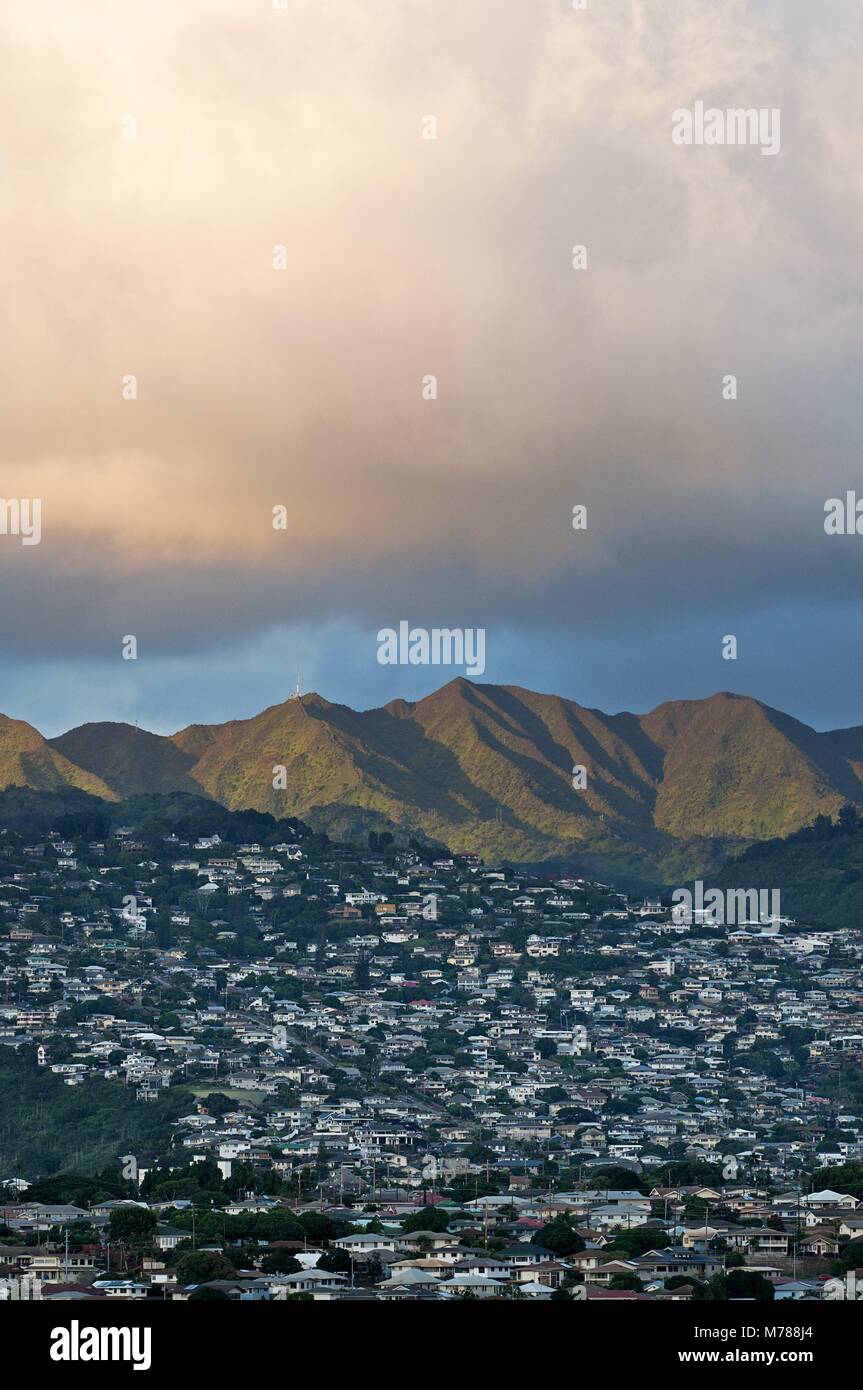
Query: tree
[
  {"left": 534, "top": 1217, "right": 585, "bottom": 1257},
  {"left": 296, "top": 1211, "right": 349, "bottom": 1243},
  {"left": 539, "top": 1086, "right": 569, "bottom": 1104},
  {"left": 175, "top": 1251, "right": 237, "bottom": 1284},
  {"left": 402, "top": 1206, "right": 450, "bottom": 1233},
  {"left": 108, "top": 1207, "right": 157, "bottom": 1245},
  {"left": 666, "top": 1274, "right": 704, "bottom": 1292},
  {"left": 709, "top": 1268, "right": 775, "bottom": 1301},
  {"left": 259, "top": 1252, "right": 302, "bottom": 1274},
  {"left": 317, "top": 1249, "right": 352, "bottom": 1274},
  {"left": 608, "top": 1273, "right": 644, "bottom": 1292},
  {"left": 584, "top": 1166, "right": 649, "bottom": 1194},
  {"left": 607, "top": 1226, "right": 670, "bottom": 1259},
  {"left": 198, "top": 1093, "right": 234, "bottom": 1119},
  {"left": 833, "top": 1237, "right": 863, "bottom": 1275}
]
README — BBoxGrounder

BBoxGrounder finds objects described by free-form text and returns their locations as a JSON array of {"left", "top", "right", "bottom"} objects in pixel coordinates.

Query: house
[
  {"left": 748, "top": 1229, "right": 791, "bottom": 1256},
  {"left": 567, "top": 1249, "right": 607, "bottom": 1274},
  {"left": 376, "top": 1268, "right": 442, "bottom": 1294},
  {"left": 155, "top": 1225, "right": 185, "bottom": 1251},
  {"left": 439, "top": 1272, "right": 507, "bottom": 1298},
  {"left": 682, "top": 1223, "right": 744, "bottom": 1251},
  {"left": 773, "top": 1279, "right": 823, "bottom": 1301},
  {"left": 517, "top": 1279, "right": 556, "bottom": 1299},
  {"left": 585, "top": 1287, "right": 654, "bottom": 1300},
  {"left": 89, "top": 1280, "right": 149, "bottom": 1298},
  {"left": 822, "top": 1271, "right": 863, "bottom": 1301},
  {"left": 333, "top": 1232, "right": 397, "bottom": 1256},
  {"left": 222, "top": 1197, "right": 280, "bottom": 1216},
  {"left": 40, "top": 1284, "right": 108, "bottom": 1302},
  {"left": 276, "top": 1270, "right": 349, "bottom": 1296},
  {"left": 590, "top": 1202, "right": 651, "bottom": 1231},
  {"left": 21, "top": 1254, "right": 97, "bottom": 1282},
  {"left": 498, "top": 1244, "right": 559, "bottom": 1267},
  {"left": 511, "top": 1260, "right": 567, "bottom": 1288},
  {"left": 452, "top": 1257, "right": 511, "bottom": 1280},
  {"left": 393, "top": 1231, "right": 452, "bottom": 1253},
  {"left": 8, "top": 1203, "right": 88, "bottom": 1229},
  {"left": 798, "top": 1229, "right": 840, "bottom": 1258},
  {"left": 581, "top": 1260, "right": 638, "bottom": 1286},
  {"left": 634, "top": 1248, "right": 723, "bottom": 1279},
  {"left": 804, "top": 1189, "right": 857, "bottom": 1210}
]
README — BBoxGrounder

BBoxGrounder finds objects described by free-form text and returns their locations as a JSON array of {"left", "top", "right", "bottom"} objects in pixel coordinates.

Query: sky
[{"left": 1, "top": 0, "right": 863, "bottom": 736}]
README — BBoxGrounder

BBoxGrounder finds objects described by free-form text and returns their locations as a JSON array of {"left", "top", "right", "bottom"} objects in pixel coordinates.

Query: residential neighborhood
[{"left": 0, "top": 804, "right": 861, "bottom": 1302}]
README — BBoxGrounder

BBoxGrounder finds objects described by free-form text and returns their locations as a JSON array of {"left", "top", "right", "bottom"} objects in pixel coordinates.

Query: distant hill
[
  {"left": 0, "top": 715, "right": 115, "bottom": 800},
  {"left": 713, "top": 805, "right": 863, "bottom": 927},
  {"left": 50, "top": 722, "right": 199, "bottom": 798},
  {"left": 0, "top": 680, "right": 859, "bottom": 882}
]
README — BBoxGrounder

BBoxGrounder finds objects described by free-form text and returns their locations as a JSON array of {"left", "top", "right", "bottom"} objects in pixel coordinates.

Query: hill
[
  {"left": 0, "top": 715, "right": 115, "bottom": 800},
  {"left": 713, "top": 804, "right": 863, "bottom": 927},
  {"left": 0, "top": 681, "right": 861, "bottom": 882},
  {"left": 0, "top": 1049, "right": 187, "bottom": 1179},
  {"left": 49, "top": 722, "right": 199, "bottom": 798}
]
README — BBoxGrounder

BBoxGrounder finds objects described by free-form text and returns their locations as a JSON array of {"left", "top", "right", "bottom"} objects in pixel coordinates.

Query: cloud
[{"left": 0, "top": 0, "right": 861, "bottom": 722}]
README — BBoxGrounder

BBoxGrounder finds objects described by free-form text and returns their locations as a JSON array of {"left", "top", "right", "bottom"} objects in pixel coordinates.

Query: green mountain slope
[
  {"left": 713, "top": 807, "right": 863, "bottom": 927},
  {"left": 0, "top": 714, "right": 116, "bottom": 800},
  {"left": 3, "top": 681, "right": 863, "bottom": 882},
  {"left": 643, "top": 693, "right": 856, "bottom": 840},
  {"left": 49, "top": 722, "right": 199, "bottom": 798}
]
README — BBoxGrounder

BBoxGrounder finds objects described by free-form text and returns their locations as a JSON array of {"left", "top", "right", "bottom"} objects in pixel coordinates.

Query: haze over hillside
[{"left": 0, "top": 680, "right": 854, "bottom": 883}]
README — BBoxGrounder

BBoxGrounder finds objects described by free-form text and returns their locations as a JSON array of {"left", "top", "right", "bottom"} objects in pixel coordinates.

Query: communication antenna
[{"left": 290, "top": 671, "right": 302, "bottom": 700}]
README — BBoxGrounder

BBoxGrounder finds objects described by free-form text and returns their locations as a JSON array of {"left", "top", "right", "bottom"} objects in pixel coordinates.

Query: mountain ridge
[{"left": 0, "top": 678, "right": 852, "bottom": 882}]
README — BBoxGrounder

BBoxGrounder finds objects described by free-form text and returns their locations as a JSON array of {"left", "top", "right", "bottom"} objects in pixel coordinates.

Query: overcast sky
[{"left": 1, "top": 0, "right": 862, "bottom": 735}]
